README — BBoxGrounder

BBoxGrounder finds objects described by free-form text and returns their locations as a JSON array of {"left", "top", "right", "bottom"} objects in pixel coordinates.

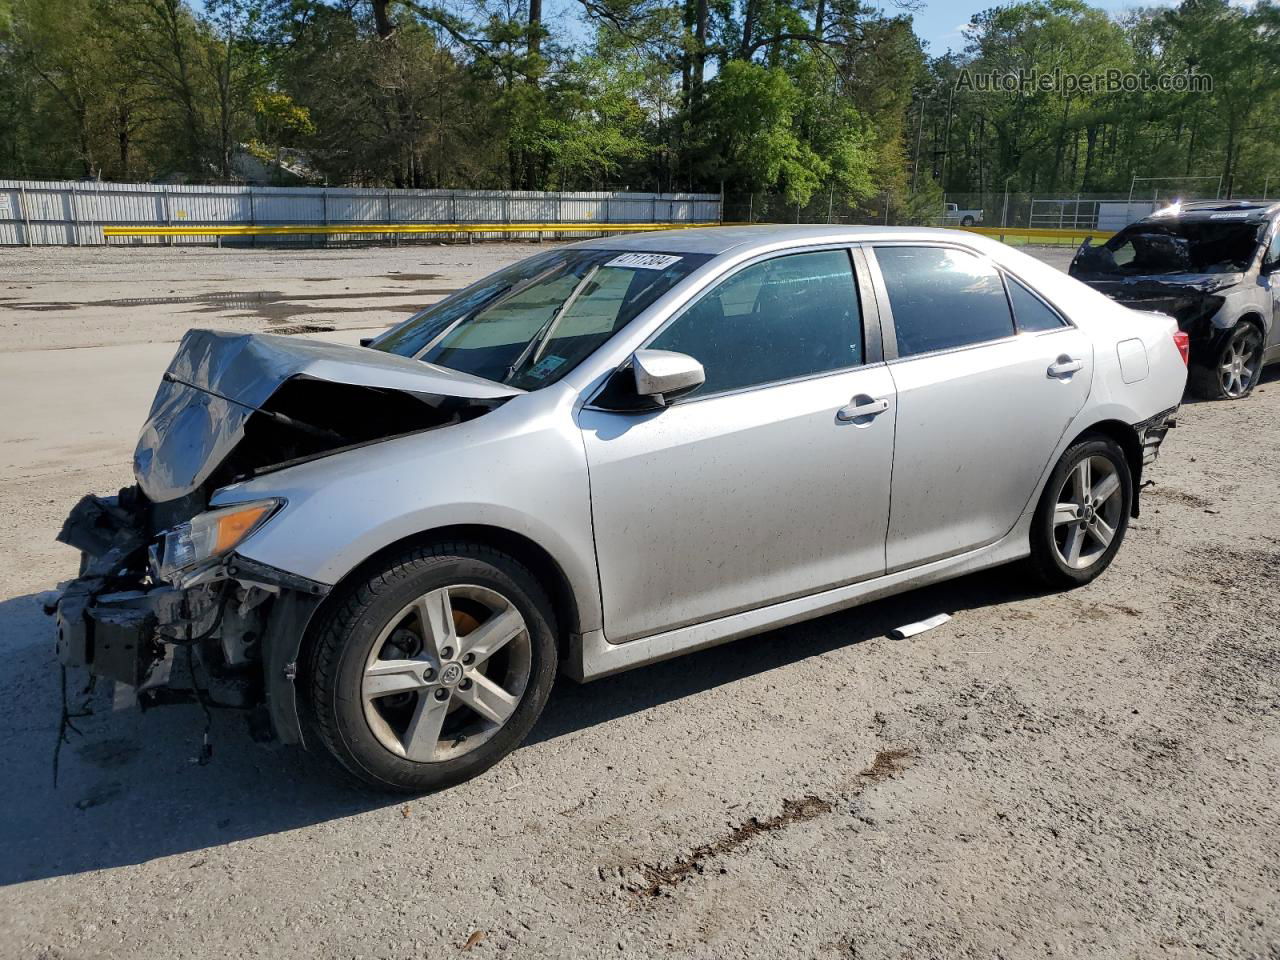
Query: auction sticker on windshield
[{"left": 606, "top": 253, "right": 683, "bottom": 270}]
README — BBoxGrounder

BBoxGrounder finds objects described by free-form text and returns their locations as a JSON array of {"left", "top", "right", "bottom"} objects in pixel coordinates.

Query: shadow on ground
[{"left": 0, "top": 563, "right": 1041, "bottom": 887}]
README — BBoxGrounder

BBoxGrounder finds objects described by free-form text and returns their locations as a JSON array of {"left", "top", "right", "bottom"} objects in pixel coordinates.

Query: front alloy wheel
[
  {"left": 361, "top": 585, "right": 531, "bottom": 763},
  {"left": 1217, "top": 324, "right": 1263, "bottom": 399},
  {"left": 1190, "top": 322, "right": 1263, "bottom": 400},
  {"left": 308, "top": 543, "right": 558, "bottom": 793},
  {"left": 1028, "top": 436, "right": 1132, "bottom": 588}
]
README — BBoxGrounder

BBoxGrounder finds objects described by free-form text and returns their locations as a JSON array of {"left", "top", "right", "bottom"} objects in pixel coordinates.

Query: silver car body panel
[
  {"left": 209, "top": 226, "right": 1187, "bottom": 680},
  {"left": 580, "top": 362, "right": 897, "bottom": 643}
]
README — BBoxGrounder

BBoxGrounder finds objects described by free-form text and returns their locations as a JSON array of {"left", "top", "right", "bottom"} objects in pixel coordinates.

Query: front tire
[
  {"left": 306, "top": 542, "right": 558, "bottom": 793},
  {"left": 1027, "top": 437, "right": 1132, "bottom": 589},
  {"left": 1189, "top": 321, "right": 1263, "bottom": 400}
]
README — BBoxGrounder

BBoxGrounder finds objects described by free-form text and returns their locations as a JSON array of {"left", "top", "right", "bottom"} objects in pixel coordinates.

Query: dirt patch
[
  {"left": 624, "top": 795, "right": 834, "bottom": 898},
  {"left": 0, "top": 288, "right": 456, "bottom": 312},
  {"left": 618, "top": 748, "right": 913, "bottom": 898},
  {"left": 859, "top": 746, "right": 913, "bottom": 782},
  {"left": 1144, "top": 485, "right": 1214, "bottom": 508},
  {"left": 271, "top": 323, "right": 338, "bottom": 335}
]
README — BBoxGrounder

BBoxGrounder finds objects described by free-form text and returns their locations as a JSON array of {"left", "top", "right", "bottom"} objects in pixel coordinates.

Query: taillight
[{"left": 1172, "top": 330, "right": 1190, "bottom": 365}]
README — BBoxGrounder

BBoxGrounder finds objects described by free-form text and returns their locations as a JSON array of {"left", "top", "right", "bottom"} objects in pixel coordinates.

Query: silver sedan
[{"left": 54, "top": 226, "right": 1188, "bottom": 792}]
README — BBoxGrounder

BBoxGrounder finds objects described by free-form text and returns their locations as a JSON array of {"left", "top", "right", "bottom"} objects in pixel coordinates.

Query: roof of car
[{"left": 572, "top": 224, "right": 989, "bottom": 257}]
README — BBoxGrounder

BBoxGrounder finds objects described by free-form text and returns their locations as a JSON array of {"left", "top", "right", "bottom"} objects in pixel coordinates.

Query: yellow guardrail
[
  {"left": 960, "top": 225, "right": 1114, "bottom": 243},
  {"left": 101, "top": 221, "right": 725, "bottom": 237}
]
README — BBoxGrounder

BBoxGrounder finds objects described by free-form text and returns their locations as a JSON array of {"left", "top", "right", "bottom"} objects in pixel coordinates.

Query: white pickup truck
[{"left": 941, "top": 203, "right": 983, "bottom": 226}]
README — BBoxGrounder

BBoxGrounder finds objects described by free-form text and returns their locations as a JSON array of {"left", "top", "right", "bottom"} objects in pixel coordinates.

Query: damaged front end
[
  {"left": 51, "top": 329, "right": 518, "bottom": 744},
  {"left": 52, "top": 487, "right": 329, "bottom": 742}
]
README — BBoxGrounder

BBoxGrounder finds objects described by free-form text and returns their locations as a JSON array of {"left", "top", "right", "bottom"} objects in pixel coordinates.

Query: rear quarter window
[{"left": 874, "top": 245, "right": 1015, "bottom": 357}]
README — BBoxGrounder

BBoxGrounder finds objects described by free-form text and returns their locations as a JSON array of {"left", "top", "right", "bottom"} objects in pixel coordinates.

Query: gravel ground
[{"left": 1, "top": 243, "right": 1278, "bottom": 960}]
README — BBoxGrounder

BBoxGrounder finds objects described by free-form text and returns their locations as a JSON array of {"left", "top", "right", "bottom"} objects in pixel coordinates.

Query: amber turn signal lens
[{"left": 213, "top": 503, "right": 274, "bottom": 554}]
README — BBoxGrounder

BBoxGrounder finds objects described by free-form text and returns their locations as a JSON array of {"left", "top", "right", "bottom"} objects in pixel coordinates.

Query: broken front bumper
[{"left": 52, "top": 490, "right": 330, "bottom": 744}]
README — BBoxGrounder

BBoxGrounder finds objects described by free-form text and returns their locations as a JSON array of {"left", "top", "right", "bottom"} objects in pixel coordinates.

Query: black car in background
[{"left": 1070, "top": 200, "right": 1280, "bottom": 400}]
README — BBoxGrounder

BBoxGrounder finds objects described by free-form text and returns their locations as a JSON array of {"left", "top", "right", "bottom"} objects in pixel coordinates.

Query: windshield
[
  {"left": 1075, "top": 219, "right": 1263, "bottom": 278},
  {"left": 369, "top": 248, "right": 710, "bottom": 389}
]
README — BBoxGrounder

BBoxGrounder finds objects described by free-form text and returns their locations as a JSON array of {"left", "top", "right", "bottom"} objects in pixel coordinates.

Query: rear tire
[
  {"left": 961, "top": 215, "right": 975, "bottom": 226},
  {"left": 1027, "top": 436, "right": 1132, "bottom": 589},
  {"left": 1189, "top": 321, "right": 1263, "bottom": 400},
  {"left": 306, "top": 542, "right": 558, "bottom": 793}
]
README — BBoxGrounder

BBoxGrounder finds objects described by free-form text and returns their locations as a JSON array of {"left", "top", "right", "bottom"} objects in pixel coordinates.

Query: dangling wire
[
  {"left": 52, "top": 665, "right": 92, "bottom": 788},
  {"left": 185, "top": 646, "right": 215, "bottom": 765}
]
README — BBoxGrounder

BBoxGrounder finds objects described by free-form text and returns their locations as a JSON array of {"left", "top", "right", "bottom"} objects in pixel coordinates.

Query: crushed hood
[{"left": 135, "top": 330, "right": 520, "bottom": 503}]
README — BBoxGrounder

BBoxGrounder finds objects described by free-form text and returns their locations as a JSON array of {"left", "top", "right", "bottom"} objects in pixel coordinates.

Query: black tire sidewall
[
  {"left": 1031, "top": 437, "right": 1132, "bottom": 588},
  {"left": 311, "top": 547, "right": 558, "bottom": 793}
]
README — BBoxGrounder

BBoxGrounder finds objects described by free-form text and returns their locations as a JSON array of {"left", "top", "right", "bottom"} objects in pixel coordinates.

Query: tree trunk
[
  {"left": 692, "top": 0, "right": 708, "bottom": 98},
  {"left": 740, "top": 0, "right": 758, "bottom": 60},
  {"left": 528, "top": 0, "right": 543, "bottom": 57},
  {"left": 1222, "top": 114, "right": 1237, "bottom": 191},
  {"left": 1081, "top": 123, "right": 1097, "bottom": 192},
  {"left": 370, "top": 0, "right": 395, "bottom": 39}
]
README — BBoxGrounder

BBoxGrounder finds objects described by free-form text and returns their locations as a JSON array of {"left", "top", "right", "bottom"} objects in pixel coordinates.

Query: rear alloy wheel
[
  {"left": 308, "top": 543, "right": 557, "bottom": 793},
  {"left": 1191, "top": 322, "right": 1263, "bottom": 400},
  {"left": 1028, "top": 437, "right": 1132, "bottom": 588}
]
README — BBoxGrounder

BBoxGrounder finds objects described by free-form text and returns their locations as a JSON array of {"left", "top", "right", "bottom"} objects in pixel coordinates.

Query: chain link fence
[{"left": 724, "top": 183, "right": 1278, "bottom": 244}]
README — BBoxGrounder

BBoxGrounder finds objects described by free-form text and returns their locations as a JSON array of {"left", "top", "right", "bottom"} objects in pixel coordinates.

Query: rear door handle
[
  {"left": 1047, "top": 356, "right": 1084, "bottom": 378},
  {"left": 836, "top": 396, "right": 890, "bottom": 422}
]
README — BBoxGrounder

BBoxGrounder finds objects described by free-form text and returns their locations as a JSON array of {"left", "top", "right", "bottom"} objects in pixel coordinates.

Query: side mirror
[{"left": 632, "top": 349, "right": 705, "bottom": 406}]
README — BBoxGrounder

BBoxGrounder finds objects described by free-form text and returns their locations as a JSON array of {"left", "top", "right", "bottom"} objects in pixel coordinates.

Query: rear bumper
[{"left": 1135, "top": 405, "right": 1178, "bottom": 466}]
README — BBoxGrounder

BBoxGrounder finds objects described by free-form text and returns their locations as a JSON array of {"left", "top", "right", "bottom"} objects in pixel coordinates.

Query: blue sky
[{"left": 899, "top": 0, "right": 1171, "bottom": 55}]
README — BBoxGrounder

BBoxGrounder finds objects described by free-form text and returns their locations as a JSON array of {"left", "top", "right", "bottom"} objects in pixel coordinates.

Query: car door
[
  {"left": 578, "top": 247, "right": 897, "bottom": 644},
  {"left": 868, "top": 243, "right": 1094, "bottom": 572}
]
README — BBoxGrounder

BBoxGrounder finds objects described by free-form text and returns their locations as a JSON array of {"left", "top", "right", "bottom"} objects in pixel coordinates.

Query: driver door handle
[
  {"left": 1047, "top": 356, "right": 1084, "bottom": 378},
  {"left": 836, "top": 396, "right": 890, "bottom": 421}
]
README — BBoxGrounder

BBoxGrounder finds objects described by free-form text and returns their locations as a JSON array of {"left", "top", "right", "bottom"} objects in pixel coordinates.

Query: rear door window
[{"left": 873, "top": 246, "right": 1015, "bottom": 357}]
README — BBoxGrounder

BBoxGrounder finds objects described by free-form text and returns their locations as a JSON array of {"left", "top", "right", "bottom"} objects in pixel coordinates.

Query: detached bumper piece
[
  {"left": 55, "top": 584, "right": 178, "bottom": 690},
  {"left": 1135, "top": 406, "right": 1178, "bottom": 466},
  {"left": 51, "top": 488, "right": 328, "bottom": 743}
]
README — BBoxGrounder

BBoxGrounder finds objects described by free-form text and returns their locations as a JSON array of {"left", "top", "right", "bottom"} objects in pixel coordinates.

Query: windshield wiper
[{"left": 503, "top": 266, "right": 600, "bottom": 384}]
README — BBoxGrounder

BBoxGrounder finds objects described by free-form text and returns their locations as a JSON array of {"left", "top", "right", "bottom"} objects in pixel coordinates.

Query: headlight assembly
[{"left": 157, "top": 499, "right": 283, "bottom": 582}]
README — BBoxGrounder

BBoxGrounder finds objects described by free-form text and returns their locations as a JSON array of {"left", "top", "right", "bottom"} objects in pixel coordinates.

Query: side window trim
[
  {"left": 849, "top": 244, "right": 885, "bottom": 365},
  {"left": 634, "top": 244, "right": 870, "bottom": 404},
  {"left": 868, "top": 241, "right": 1021, "bottom": 363},
  {"left": 860, "top": 243, "right": 899, "bottom": 360}
]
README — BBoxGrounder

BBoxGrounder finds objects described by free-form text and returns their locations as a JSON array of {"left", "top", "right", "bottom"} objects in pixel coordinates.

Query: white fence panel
[{"left": 0, "top": 180, "right": 722, "bottom": 246}]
